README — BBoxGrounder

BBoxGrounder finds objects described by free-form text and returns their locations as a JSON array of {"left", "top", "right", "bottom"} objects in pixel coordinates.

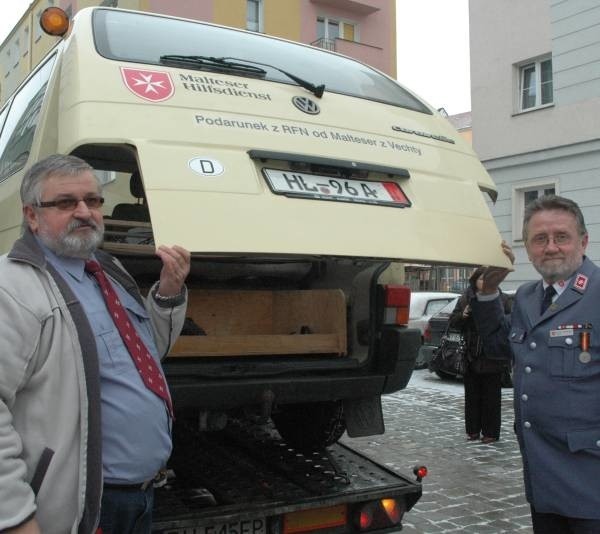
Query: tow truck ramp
[{"left": 153, "top": 418, "right": 422, "bottom": 533}]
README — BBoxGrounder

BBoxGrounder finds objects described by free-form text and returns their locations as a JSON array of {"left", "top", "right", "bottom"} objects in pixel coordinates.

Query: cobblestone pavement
[{"left": 342, "top": 370, "right": 533, "bottom": 533}]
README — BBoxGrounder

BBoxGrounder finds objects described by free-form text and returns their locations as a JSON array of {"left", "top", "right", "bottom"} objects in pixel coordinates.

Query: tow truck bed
[{"left": 152, "top": 418, "right": 421, "bottom": 533}]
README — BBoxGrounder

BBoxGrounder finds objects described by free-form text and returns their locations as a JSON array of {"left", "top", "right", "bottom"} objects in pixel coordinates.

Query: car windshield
[{"left": 92, "top": 9, "right": 430, "bottom": 113}]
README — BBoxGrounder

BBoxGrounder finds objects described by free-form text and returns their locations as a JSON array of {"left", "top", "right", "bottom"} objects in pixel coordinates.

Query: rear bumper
[
  {"left": 169, "top": 374, "right": 387, "bottom": 409},
  {"left": 167, "top": 327, "right": 422, "bottom": 410}
]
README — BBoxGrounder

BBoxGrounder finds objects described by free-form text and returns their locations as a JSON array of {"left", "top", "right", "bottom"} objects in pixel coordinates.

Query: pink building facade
[
  {"left": 300, "top": 0, "right": 397, "bottom": 77},
  {"left": 0, "top": 0, "right": 397, "bottom": 106}
]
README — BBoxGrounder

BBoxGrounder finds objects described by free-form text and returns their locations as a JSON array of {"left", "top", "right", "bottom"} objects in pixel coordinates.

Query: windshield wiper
[
  {"left": 159, "top": 55, "right": 325, "bottom": 98},
  {"left": 220, "top": 56, "right": 325, "bottom": 98},
  {"left": 159, "top": 55, "right": 267, "bottom": 77}
]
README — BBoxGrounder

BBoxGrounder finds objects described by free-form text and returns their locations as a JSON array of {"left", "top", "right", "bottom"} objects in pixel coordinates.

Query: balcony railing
[{"left": 311, "top": 37, "right": 336, "bottom": 51}]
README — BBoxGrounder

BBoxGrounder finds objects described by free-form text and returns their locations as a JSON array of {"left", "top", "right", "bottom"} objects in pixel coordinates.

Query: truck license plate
[
  {"left": 158, "top": 518, "right": 266, "bottom": 534},
  {"left": 263, "top": 169, "right": 411, "bottom": 208}
]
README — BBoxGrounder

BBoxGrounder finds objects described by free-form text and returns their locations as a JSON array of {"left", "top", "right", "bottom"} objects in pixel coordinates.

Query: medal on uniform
[{"left": 579, "top": 331, "right": 591, "bottom": 363}]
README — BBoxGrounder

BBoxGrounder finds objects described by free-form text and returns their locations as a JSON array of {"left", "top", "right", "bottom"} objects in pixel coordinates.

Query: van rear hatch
[{"left": 63, "top": 8, "right": 509, "bottom": 268}]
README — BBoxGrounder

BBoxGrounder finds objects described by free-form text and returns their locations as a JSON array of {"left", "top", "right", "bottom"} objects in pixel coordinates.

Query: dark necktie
[
  {"left": 84, "top": 260, "right": 173, "bottom": 417},
  {"left": 541, "top": 285, "right": 556, "bottom": 314}
]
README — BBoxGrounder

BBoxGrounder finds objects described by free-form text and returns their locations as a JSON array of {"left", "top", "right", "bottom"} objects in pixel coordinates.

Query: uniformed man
[{"left": 472, "top": 195, "right": 600, "bottom": 534}]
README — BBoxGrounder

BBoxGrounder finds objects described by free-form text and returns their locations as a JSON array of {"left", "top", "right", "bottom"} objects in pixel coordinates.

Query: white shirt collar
[{"left": 542, "top": 278, "right": 570, "bottom": 297}]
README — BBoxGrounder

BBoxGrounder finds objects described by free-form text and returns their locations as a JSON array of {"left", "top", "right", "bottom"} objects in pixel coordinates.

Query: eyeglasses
[
  {"left": 36, "top": 195, "right": 105, "bottom": 211},
  {"left": 529, "top": 233, "right": 572, "bottom": 248}
]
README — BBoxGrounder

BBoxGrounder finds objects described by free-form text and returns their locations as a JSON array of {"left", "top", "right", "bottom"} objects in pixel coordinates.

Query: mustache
[{"left": 67, "top": 218, "right": 103, "bottom": 232}]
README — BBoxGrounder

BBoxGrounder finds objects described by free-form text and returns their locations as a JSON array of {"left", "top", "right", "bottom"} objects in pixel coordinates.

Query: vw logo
[{"left": 292, "top": 96, "right": 320, "bottom": 115}]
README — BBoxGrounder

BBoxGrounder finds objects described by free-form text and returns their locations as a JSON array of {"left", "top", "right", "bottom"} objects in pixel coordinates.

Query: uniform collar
[
  {"left": 541, "top": 256, "right": 589, "bottom": 297},
  {"left": 542, "top": 278, "right": 570, "bottom": 297}
]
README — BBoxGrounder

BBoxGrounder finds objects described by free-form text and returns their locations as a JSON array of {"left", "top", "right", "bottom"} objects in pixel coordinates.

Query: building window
[
  {"left": 512, "top": 181, "right": 558, "bottom": 242},
  {"left": 35, "top": 11, "right": 43, "bottom": 42},
  {"left": 519, "top": 56, "right": 553, "bottom": 111},
  {"left": 317, "top": 17, "right": 339, "bottom": 40},
  {"left": 22, "top": 27, "right": 29, "bottom": 57},
  {"left": 315, "top": 17, "right": 357, "bottom": 50},
  {"left": 317, "top": 17, "right": 357, "bottom": 41},
  {"left": 12, "top": 39, "right": 20, "bottom": 68},
  {"left": 344, "top": 23, "right": 355, "bottom": 41},
  {"left": 246, "top": 0, "right": 262, "bottom": 32}
]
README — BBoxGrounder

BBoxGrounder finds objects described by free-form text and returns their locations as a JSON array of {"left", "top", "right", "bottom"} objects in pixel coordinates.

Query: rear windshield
[
  {"left": 92, "top": 9, "right": 430, "bottom": 114},
  {"left": 437, "top": 297, "right": 459, "bottom": 316}
]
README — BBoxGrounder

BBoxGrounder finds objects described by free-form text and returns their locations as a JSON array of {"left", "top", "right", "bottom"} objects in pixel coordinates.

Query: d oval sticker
[{"left": 189, "top": 157, "right": 224, "bottom": 176}]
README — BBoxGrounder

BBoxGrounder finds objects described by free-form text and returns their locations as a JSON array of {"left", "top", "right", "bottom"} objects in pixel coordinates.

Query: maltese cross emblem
[{"left": 120, "top": 67, "right": 174, "bottom": 102}]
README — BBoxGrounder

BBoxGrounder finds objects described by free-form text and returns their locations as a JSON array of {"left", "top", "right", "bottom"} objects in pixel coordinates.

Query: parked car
[
  {"left": 408, "top": 291, "right": 459, "bottom": 344},
  {"left": 420, "top": 291, "right": 516, "bottom": 387},
  {"left": 415, "top": 297, "right": 458, "bottom": 369}
]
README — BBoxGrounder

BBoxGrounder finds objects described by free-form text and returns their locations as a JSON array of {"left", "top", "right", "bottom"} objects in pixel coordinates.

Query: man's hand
[
  {"left": 5, "top": 519, "right": 41, "bottom": 534},
  {"left": 481, "top": 241, "right": 515, "bottom": 294},
  {"left": 156, "top": 245, "right": 191, "bottom": 297}
]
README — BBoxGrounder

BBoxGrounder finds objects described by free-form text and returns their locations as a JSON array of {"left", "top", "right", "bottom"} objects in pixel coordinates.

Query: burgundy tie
[{"left": 84, "top": 260, "right": 173, "bottom": 417}]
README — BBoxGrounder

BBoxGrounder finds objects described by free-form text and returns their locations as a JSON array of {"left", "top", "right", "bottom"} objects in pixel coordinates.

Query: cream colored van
[{"left": 0, "top": 7, "right": 508, "bottom": 449}]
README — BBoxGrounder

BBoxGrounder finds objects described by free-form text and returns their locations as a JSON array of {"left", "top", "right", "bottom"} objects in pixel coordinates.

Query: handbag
[{"left": 430, "top": 326, "right": 468, "bottom": 376}]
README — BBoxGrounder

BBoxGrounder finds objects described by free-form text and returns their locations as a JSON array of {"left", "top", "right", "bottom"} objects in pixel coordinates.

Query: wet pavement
[{"left": 342, "top": 369, "right": 533, "bottom": 533}]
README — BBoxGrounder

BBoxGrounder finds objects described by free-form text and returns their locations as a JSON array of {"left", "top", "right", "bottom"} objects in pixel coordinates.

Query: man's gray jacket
[
  {"left": 0, "top": 230, "right": 187, "bottom": 533},
  {"left": 472, "top": 256, "right": 600, "bottom": 519}
]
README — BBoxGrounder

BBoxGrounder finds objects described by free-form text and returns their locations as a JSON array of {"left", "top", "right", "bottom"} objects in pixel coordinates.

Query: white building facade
[{"left": 470, "top": 0, "right": 600, "bottom": 288}]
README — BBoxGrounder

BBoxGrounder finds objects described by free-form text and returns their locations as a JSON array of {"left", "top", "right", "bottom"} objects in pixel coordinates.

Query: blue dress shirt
[{"left": 42, "top": 244, "right": 172, "bottom": 484}]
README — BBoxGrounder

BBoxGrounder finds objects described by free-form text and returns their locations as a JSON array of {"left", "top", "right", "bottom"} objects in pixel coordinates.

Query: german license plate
[
  {"left": 263, "top": 169, "right": 411, "bottom": 207},
  {"left": 157, "top": 517, "right": 266, "bottom": 534}
]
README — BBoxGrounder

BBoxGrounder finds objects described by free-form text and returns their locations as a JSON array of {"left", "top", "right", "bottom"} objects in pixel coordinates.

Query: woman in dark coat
[{"left": 449, "top": 267, "right": 511, "bottom": 443}]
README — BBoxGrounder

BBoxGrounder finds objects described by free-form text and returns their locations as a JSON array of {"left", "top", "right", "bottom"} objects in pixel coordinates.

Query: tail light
[
  {"left": 282, "top": 504, "right": 347, "bottom": 533},
  {"left": 423, "top": 324, "right": 432, "bottom": 343},
  {"left": 352, "top": 498, "right": 406, "bottom": 531},
  {"left": 381, "top": 499, "right": 401, "bottom": 523},
  {"left": 383, "top": 285, "right": 411, "bottom": 326}
]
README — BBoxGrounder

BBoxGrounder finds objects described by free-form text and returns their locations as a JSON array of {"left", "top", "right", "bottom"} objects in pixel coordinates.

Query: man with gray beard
[
  {"left": 0, "top": 155, "right": 190, "bottom": 534},
  {"left": 472, "top": 195, "right": 600, "bottom": 534}
]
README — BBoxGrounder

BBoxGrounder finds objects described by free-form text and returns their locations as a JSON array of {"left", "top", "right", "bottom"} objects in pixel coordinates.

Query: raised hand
[
  {"left": 481, "top": 241, "right": 515, "bottom": 294},
  {"left": 155, "top": 245, "right": 191, "bottom": 297}
]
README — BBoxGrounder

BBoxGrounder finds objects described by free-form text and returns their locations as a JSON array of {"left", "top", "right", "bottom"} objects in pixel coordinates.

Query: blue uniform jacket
[{"left": 472, "top": 256, "right": 600, "bottom": 519}]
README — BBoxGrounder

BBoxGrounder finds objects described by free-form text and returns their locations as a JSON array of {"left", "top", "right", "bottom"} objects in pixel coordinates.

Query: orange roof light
[{"left": 40, "top": 7, "right": 70, "bottom": 37}]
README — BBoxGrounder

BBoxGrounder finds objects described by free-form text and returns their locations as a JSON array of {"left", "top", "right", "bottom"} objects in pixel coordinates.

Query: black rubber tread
[{"left": 272, "top": 401, "right": 346, "bottom": 451}]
